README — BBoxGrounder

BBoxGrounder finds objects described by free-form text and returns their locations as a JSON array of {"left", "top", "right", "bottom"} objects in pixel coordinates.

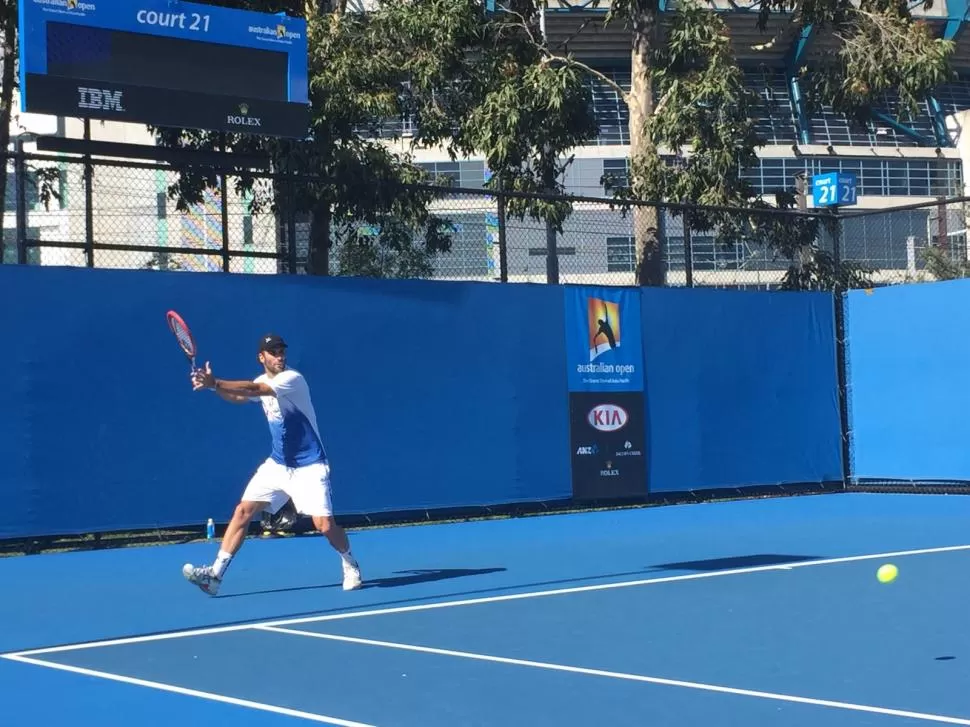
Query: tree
[
  {"left": 511, "top": 0, "right": 951, "bottom": 288},
  {"left": 0, "top": 0, "right": 17, "bottom": 215},
  {"left": 154, "top": 0, "right": 459, "bottom": 277},
  {"left": 156, "top": 0, "right": 598, "bottom": 282},
  {"left": 401, "top": 0, "right": 599, "bottom": 283},
  {"left": 0, "top": 0, "right": 62, "bottom": 261},
  {"left": 610, "top": 1, "right": 876, "bottom": 290}
]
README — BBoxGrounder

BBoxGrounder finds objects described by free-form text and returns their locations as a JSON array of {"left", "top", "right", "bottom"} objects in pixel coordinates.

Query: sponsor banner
[
  {"left": 569, "top": 391, "right": 646, "bottom": 501},
  {"left": 22, "top": 74, "right": 308, "bottom": 137},
  {"left": 23, "top": 0, "right": 307, "bottom": 53},
  {"left": 563, "top": 286, "right": 644, "bottom": 393}
]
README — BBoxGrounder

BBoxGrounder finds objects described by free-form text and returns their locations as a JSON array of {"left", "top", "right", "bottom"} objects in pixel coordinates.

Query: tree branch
[
  {"left": 545, "top": 55, "right": 630, "bottom": 102},
  {"left": 549, "top": 17, "right": 594, "bottom": 52},
  {"left": 495, "top": 4, "right": 630, "bottom": 101}
]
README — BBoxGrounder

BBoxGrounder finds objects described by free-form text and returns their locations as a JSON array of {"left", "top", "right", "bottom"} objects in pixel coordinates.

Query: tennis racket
[{"left": 166, "top": 310, "right": 198, "bottom": 372}]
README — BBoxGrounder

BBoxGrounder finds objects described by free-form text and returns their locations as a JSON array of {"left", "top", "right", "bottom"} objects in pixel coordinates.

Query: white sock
[
  {"left": 212, "top": 550, "right": 233, "bottom": 579},
  {"left": 339, "top": 548, "right": 356, "bottom": 566}
]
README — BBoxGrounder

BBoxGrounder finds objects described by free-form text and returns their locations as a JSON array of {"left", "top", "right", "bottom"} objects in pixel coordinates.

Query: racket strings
[
  {"left": 174, "top": 328, "right": 193, "bottom": 352},
  {"left": 167, "top": 313, "right": 196, "bottom": 357}
]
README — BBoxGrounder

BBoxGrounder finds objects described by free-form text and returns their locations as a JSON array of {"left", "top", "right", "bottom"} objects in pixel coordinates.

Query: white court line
[
  {"left": 3, "top": 653, "right": 376, "bottom": 727},
  {"left": 259, "top": 626, "right": 970, "bottom": 726},
  {"left": 4, "top": 542, "right": 970, "bottom": 659}
]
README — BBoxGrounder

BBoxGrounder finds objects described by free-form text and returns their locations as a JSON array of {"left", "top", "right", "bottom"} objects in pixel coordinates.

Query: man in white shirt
[{"left": 181, "top": 333, "right": 362, "bottom": 595}]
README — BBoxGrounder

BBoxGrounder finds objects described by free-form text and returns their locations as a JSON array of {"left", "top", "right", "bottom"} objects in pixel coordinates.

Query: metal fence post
[
  {"left": 83, "top": 119, "right": 94, "bottom": 267},
  {"left": 545, "top": 219, "right": 558, "bottom": 285},
  {"left": 683, "top": 214, "right": 693, "bottom": 288},
  {"left": 14, "top": 140, "right": 28, "bottom": 265},
  {"left": 219, "top": 132, "right": 230, "bottom": 272},
  {"left": 496, "top": 184, "right": 508, "bottom": 283},
  {"left": 0, "top": 151, "right": 5, "bottom": 264},
  {"left": 830, "top": 207, "right": 843, "bottom": 280},
  {"left": 832, "top": 285, "right": 852, "bottom": 487},
  {"left": 286, "top": 165, "right": 297, "bottom": 274}
]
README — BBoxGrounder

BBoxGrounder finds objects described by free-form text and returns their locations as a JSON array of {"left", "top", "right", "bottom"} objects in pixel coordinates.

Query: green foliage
[
  {"left": 752, "top": 0, "right": 955, "bottom": 122},
  {"left": 153, "top": 0, "right": 596, "bottom": 276},
  {"left": 334, "top": 217, "right": 452, "bottom": 279},
  {"left": 594, "top": 0, "right": 947, "bottom": 289},
  {"left": 921, "top": 243, "right": 970, "bottom": 280},
  {"left": 623, "top": 2, "right": 760, "bottom": 213},
  {"left": 465, "top": 60, "right": 596, "bottom": 231},
  {"left": 152, "top": 0, "right": 460, "bottom": 277},
  {"left": 392, "top": 0, "right": 598, "bottom": 229},
  {"left": 0, "top": 0, "right": 18, "bottom": 219}
]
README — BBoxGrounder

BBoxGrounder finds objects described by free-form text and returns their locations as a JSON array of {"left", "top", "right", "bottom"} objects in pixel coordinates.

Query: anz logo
[{"left": 78, "top": 87, "right": 124, "bottom": 112}]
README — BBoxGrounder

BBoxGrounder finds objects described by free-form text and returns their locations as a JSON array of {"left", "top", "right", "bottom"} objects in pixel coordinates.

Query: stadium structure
[{"left": 5, "top": 0, "right": 970, "bottom": 286}]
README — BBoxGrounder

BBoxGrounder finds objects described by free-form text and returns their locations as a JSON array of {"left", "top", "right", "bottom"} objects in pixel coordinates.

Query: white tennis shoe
[
  {"left": 342, "top": 557, "right": 362, "bottom": 591},
  {"left": 182, "top": 563, "right": 221, "bottom": 596}
]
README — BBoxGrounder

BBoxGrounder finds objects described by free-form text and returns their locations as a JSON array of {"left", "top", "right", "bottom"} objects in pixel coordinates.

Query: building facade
[{"left": 6, "top": 0, "right": 970, "bottom": 286}]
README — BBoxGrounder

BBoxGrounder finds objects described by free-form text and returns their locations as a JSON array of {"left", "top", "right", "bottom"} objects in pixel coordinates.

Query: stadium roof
[{"left": 542, "top": 0, "right": 970, "bottom": 66}]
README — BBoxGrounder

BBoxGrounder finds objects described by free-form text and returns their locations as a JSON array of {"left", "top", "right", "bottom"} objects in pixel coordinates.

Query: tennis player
[{"left": 181, "top": 333, "right": 362, "bottom": 595}]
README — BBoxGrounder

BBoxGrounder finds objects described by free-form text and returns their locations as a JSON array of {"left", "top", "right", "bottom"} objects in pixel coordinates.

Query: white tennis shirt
[{"left": 252, "top": 368, "right": 328, "bottom": 468}]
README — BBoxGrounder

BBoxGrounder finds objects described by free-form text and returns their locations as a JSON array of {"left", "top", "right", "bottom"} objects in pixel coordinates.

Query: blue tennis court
[{"left": 4, "top": 491, "right": 970, "bottom": 726}]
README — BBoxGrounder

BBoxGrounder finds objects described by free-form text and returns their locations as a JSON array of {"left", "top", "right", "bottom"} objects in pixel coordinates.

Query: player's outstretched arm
[
  {"left": 213, "top": 389, "right": 252, "bottom": 404},
  {"left": 190, "top": 362, "right": 276, "bottom": 400}
]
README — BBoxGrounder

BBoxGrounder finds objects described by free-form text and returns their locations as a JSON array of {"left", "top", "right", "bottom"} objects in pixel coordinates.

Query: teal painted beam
[
  {"left": 786, "top": 25, "right": 814, "bottom": 145},
  {"left": 871, "top": 110, "right": 936, "bottom": 146},
  {"left": 928, "top": 96, "right": 951, "bottom": 147},
  {"left": 945, "top": 0, "right": 968, "bottom": 39}
]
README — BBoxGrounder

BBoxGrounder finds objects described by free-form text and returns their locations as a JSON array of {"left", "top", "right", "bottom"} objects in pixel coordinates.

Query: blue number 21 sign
[{"left": 812, "top": 172, "right": 857, "bottom": 208}]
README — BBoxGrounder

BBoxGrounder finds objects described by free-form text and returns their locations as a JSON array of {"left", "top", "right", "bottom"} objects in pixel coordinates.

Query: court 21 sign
[{"left": 812, "top": 172, "right": 857, "bottom": 208}]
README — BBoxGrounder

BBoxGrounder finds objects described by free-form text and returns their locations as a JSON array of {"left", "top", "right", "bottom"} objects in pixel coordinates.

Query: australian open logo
[
  {"left": 574, "top": 295, "right": 636, "bottom": 382},
  {"left": 587, "top": 297, "right": 620, "bottom": 362}
]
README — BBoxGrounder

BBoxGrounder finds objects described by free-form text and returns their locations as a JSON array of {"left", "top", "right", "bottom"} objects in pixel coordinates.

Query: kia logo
[{"left": 588, "top": 404, "right": 628, "bottom": 432}]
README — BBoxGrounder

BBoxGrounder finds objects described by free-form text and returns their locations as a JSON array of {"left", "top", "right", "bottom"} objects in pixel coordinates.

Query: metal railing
[{"left": 4, "top": 149, "right": 968, "bottom": 289}]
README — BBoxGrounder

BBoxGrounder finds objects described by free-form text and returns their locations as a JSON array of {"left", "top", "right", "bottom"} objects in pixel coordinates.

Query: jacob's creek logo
[
  {"left": 615, "top": 440, "right": 642, "bottom": 457},
  {"left": 228, "top": 103, "right": 261, "bottom": 128},
  {"left": 576, "top": 296, "right": 636, "bottom": 378},
  {"left": 588, "top": 404, "right": 628, "bottom": 432}
]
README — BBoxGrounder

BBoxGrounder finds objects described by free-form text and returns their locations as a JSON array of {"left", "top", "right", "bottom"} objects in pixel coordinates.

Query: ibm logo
[{"left": 78, "top": 87, "right": 124, "bottom": 112}]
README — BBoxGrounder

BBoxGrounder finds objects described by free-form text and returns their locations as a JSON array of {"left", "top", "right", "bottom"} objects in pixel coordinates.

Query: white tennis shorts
[{"left": 241, "top": 458, "right": 333, "bottom": 518}]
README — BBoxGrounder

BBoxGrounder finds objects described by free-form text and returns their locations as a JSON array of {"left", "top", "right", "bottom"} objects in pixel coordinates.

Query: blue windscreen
[
  {"left": 640, "top": 287, "right": 844, "bottom": 492},
  {"left": 845, "top": 281, "right": 970, "bottom": 481},
  {"left": 0, "top": 266, "right": 571, "bottom": 538}
]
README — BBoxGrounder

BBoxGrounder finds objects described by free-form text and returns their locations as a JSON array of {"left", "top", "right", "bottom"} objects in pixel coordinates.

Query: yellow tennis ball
[{"left": 877, "top": 564, "right": 898, "bottom": 583}]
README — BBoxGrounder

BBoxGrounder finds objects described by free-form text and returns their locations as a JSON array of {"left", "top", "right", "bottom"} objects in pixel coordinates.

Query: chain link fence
[
  {"left": 2, "top": 151, "right": 289, "bottom": 274},
  {"left": 4, "top": 149, "right": 970, "bottom": 290},
  {"left": 836, "top": 199, "right": 970, "bottom": 286}
]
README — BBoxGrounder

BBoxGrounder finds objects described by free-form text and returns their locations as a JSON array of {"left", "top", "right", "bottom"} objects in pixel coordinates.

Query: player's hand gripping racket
[{"left": 166, "top": 310, "right": 198, "bottom": 372}]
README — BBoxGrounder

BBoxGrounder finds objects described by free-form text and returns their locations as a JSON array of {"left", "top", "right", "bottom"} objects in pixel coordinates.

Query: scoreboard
[{"left": 18, "top": 0, "right": 309, "bottom": 138}]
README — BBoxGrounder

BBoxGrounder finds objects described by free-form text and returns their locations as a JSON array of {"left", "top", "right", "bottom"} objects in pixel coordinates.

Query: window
[
  {"left": 606, "top": 236, "right": 634, "bottom": 272},
  {"left": 3, "top": 171, "right": 40, "bottom": 213},
  {"left": 2, "top": 227, "right": 42, "bottom": 264}
]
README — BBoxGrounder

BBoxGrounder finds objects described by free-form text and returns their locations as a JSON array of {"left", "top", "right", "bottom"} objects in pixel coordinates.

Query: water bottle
[{"left": 206, "top": 518, "right": 215, "bottom": 540}]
